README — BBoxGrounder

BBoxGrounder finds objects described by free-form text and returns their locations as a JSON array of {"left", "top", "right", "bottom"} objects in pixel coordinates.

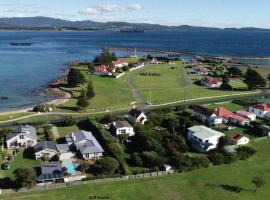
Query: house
[
  {"left": 112, "top": 60, "right": 129, "bottom": 68},
  {"left": 193, "top": 65, "right": 209, "bottom": 75},
  {"left": 127, "top": 108, "right": 147, "bottom": 125},
  {"left": 34, "top": 141, "right": 57, "bottom": 160},
  {"left": 150, "top": 58, "right": 162, "bottom": 64},
  {"left": 236, "top": 110, "right": 256, "bottom": 121},
  {"left": 56, "top": 144, "right": 75, "bottom": 161},
  {"left": 36, "top": 162, "right": 64, "bottom": 184},
  {"left": 248, "top": 103, "right": 270, "bottom": 118},
  {"left": 193, "top": 105, "right": 223, "bottom": 125},
  {"left": 65, "top": 130, "right": 104, "bottom": 160},
  {"left": 94, "top": 65, "right": 113, "bottom": 76},
  {"left": 112, "top": 121, "right": 135, "bottom": 137},
  {"left": 5, "top": 125, "right": 37, "bottom": 149},
  {"left": 214, "top": 107, "right": 249, "bottom": 126},
  {"left": 187, "top": 126, "right": 225, "bottom": 152},
  {"left": 200, "top": 77, "right": 222, "bottom": 88},
  {"left": 228, "top": 133, "right": 250, "bottom": 145}
]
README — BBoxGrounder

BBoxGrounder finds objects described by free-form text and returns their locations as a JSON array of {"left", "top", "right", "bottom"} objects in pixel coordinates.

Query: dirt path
[
  {"left": 126, "top": 68, "right": 147, "bottom": 110},
  {"left": 51, "top": 126, "right": 59, "bottom": 140}
]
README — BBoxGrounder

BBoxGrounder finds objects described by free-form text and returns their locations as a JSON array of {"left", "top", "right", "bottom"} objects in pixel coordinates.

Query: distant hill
[{"left": 0, "top": 16, "right": 269, "bottom": 31}]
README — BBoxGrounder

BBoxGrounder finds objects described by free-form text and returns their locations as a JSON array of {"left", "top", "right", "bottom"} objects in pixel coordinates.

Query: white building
[
  {"left": 236, "top": 110, "right": 256, "bottom": 121},
  {"left": 112, "top": 60, "right": 129, "bottom": 68},
  {"left": 200, "top": 77, "right": 222, "bottom": 88},
  {"left": 127, "top": 108, "right": 147, "bottom": 125},
  {"left": 229, "top": 133, "right": 250, "bottom": 145},
  {"left": 187, "top": 126, "right": 225, "bottom": 152},
  {"left": 113, "top": 121, "right": 135, "bottom": 137},
  {"left": 34, "top": 141, "right": 57, "bottom": 160},
  {"left": 193, "top": 105, "right": 223, "bottom": 125},
  {"left": 248, "top": 103, "right": 270, "bottom": 118},
  {"left": 65, "top": 130, "right": 104, "bottom": 160},
  {"left": 5, "top": 125, "right": 37, "bottom": 149}
]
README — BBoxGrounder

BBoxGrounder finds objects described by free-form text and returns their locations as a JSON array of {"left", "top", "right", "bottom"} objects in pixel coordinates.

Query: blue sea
[{"left": 0, "top": 30, "right": 270, "bottom": 111}]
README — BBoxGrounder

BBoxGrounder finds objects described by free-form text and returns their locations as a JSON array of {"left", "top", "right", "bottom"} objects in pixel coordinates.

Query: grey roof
[
  {"left": 224, "top": 145, "right": 239, "bottom": 153},
  {"left": 188, "top": 126, "right": 224, "bottom": 140},
  {"left": 56, "top": 144, "right": 70, "bottom": 153},
  {"left": 6, "top": 125, "right": 37, "bottom": 141},
  {"left": 67, "top": 130, "right": 104, "bottom": 154},
  {"left": 37, "top": 162, "right": 63, "bottom": 182},
  {"left": 114, "top": 121, "right": 133, "bottom": 129},
  {"left": 34, "top": 141, "right": 57, "bottom": 153}
]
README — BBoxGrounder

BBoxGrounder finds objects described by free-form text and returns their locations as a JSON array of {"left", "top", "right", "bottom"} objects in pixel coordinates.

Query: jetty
[{"left": 104, "top": 47, "right": 270, "bottom": 61}]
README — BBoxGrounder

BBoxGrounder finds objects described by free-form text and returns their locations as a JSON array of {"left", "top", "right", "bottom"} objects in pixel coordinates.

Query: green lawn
[
  {"left": 56, "top": 65, "right": 134, "bottom": 113},
  {"left": 0, "top": 112, "right": 34, "bottom": 122},
  {"left": 206, "top": 102, "right": 245, "bottom": 112},
  {"left": 131, "top": 62, "right": 186, "bottom": 104},
  {"left": 0, "top": 150, "right": 41, "bottom": 181},
  {"left": 3, "top": 139, "right": 270, "bottom": 200},
  {"left": 57, "top": 125, "right": 79, "bottom": 138}
]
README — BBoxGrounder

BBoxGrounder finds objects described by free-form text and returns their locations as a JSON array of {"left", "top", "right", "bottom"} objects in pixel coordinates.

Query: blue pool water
[{"left": 64, "top": 162, "right": 77, "bottom": 175}]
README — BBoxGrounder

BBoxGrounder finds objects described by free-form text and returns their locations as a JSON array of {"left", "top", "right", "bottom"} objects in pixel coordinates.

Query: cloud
[
  {"left": 128, "top": 4, "right": 142, "bottom": 11},
  {"left": 79, "top": 3, "right": 142, "bottom": 15}
]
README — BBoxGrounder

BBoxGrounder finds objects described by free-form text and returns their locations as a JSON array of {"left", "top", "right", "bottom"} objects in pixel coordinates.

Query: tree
[
  {"left": 95, "top": 157, "right": 119, "bottom": 175},
  {"left": 140, "top": 151, "right": 164, "bottom": 168},
  {"left": 86, "top": 80, "right": 95, "bottom": 99},
  {"left": 117, "top": 134, "right": 129, "bottom": 143},
  {"left": 228, "top": 67, "right": 243, "bottom": 77},
  {"left": 93, "top": 49, "right": 117, "bottom": 66},
  {"left": 67, "top": 68, "right": 85, "bottom": 87},
  {"left": 64, "top": 115, "right": 77, "bottom": 126},
  {"left": 217, "top": 136, "right": 230, "bottom": 150},
  {"left": 77, "top": 90, "right": 89, "bottom": 109},
  {"left": 267, "top": 74, "right": 270, "bottom": 89},
  {"left": 130, "top": 152, "right": 143, "bottom": 167},
  {"left": 14, "top": 167, "right": 36, "bottom": 189},
  {"left": 244, "top": 69, "right": 266, "bottom": 90},
  {"left": 252, "top": 176, "right": 265, "bottom": 192}
]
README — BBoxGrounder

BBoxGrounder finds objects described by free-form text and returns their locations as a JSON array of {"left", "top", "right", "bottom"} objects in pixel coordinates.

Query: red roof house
[{"left": 95, "top": 65, "right": 112, "bottom": 76}]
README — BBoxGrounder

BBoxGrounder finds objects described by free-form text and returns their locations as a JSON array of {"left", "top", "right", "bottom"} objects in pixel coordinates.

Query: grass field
[
  {"left": 57, "top": 125, "right": 79, "bottom": 137},
  {"left": 206, "top": 102, "right": 245, "bottom": 112},
  {"left": 56, "top": 65, "right": 134, "bottom": 113},
  {"left": 130, "top": 62, "right": 252, "bottom": 105},
  {"left": 3, "top": 139, "right": 270, "bottom": 200}
]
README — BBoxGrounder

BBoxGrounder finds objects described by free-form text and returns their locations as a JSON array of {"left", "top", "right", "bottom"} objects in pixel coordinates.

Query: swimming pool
[{"left": 64, "top": 162, "right": 78, "bottom": 175}]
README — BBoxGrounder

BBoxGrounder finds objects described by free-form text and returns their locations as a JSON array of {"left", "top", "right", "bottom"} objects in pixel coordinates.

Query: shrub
[
  {"left": 94, "top": 157, "right": 119, "bottom": 175},
  {"left": 14, "top": 168, "right": 36, "bottom": 189},
  {"left": 237, "top": 146, "right": 256, "bottom": 160},
  {"left": 208, "top": 152, "right": 224, "bottom": 165},
  {"left": 64, "top": 115, "right": 77, "bottom": 127},
  {"left": 140, "top": 151, "right": 164, "bottom": 168},
  {"left": 130, "top": 152, "right": 143, "bottom": 167}
]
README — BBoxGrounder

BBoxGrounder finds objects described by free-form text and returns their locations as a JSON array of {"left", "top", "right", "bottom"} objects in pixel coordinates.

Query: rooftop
[
  {"left": 250, "top": 103, "right": 270, "bottom": 112},
  {"left": 34, "top": 141, "right": 57, "bottom": 153},
  {"left": 114, "top": 121, "right": 133, "bottom": 129},
  {"left": 188, "top": 125, "right": 224, "bottom": 140}
]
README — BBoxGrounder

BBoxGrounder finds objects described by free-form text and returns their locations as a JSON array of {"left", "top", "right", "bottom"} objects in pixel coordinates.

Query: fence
[{"left": 0, "top": 170, "right": 174, "bottom": 195}]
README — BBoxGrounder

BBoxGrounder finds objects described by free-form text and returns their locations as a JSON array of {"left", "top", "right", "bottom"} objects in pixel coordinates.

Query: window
[
  {"left": 205, "top": 140, "right": 209, "bottom": 143},
  {"left": 120, "top": 129, "right": 126, "bottom": 134},
  {"left": 19, "top": 134, "right": 24, "bottom": 139}
]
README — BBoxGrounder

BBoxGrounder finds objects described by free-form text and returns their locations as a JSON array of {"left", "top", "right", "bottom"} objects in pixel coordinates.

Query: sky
[{"left": 0, "top": 0, "right": 269, "bottom": 28}]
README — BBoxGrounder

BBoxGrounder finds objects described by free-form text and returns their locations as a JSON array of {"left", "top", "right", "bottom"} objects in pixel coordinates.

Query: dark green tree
[
  {"left": 77, "top": 90, "right": 89, "bottom": 109},
  {"left": 14, "top": 168, "right": 36, "bottom": 189},
  {"left": 86, "top": 80, "right": 95, "bottom": 99},
  {"left": 64, "top": 115, "right": 77, "bottom": 126},
  {"left": 67, "top": 68, "right": 86, "bottom": 87},
  {"left": 244, "top": 69, "right": 266, "bottom": 90},
  {"left": 130, "top": 152, "right": 143, "bottom": 167},
  {"left": 93, "top": 49, "right": 117, "bottom": 66},
  {"left": 252, "top": 176, "right": 265, "bottom": 192},
  {"left": 95, "top": 157, "right": 119, "bottom": 175},
  {"left": 228, "top": 67, "right": 243, "bottom": 77}
]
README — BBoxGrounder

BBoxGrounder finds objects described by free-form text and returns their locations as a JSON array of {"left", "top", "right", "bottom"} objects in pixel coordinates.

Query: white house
[
  {"left": 187, "top": 126, "right": 225, "bottom": 152},
  {"left": 248, "top": 103, "right": 270, "bottom": 118},
  {"left": 229, "top": 133, "right": 250, "bottom": 145},
  {"left": 112, "top": 60, "right": 129, "bottom": 68},
  {"left": 65, "top": 130, "right": 104, "bottom": 160},
  {"left": 236, "top": 110, "right": 256, "bottom": 121},
  {"left": 127, "top": 108, "right": 147, "bottom": 125},
  {"left": 34, "top": 141, "right": 57, "bottom": 160},
  {"left": 200, "top": 77, "right": 222, "bottom": 88},
  {"left": 5, "top": 125, "right": 37, "bottom": 149},
  {"left": 193, "top": 105, "right": 223, "bottom": 125},
  {"left": 113, "top": 121, "right": 135, "bottom": 137}
]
